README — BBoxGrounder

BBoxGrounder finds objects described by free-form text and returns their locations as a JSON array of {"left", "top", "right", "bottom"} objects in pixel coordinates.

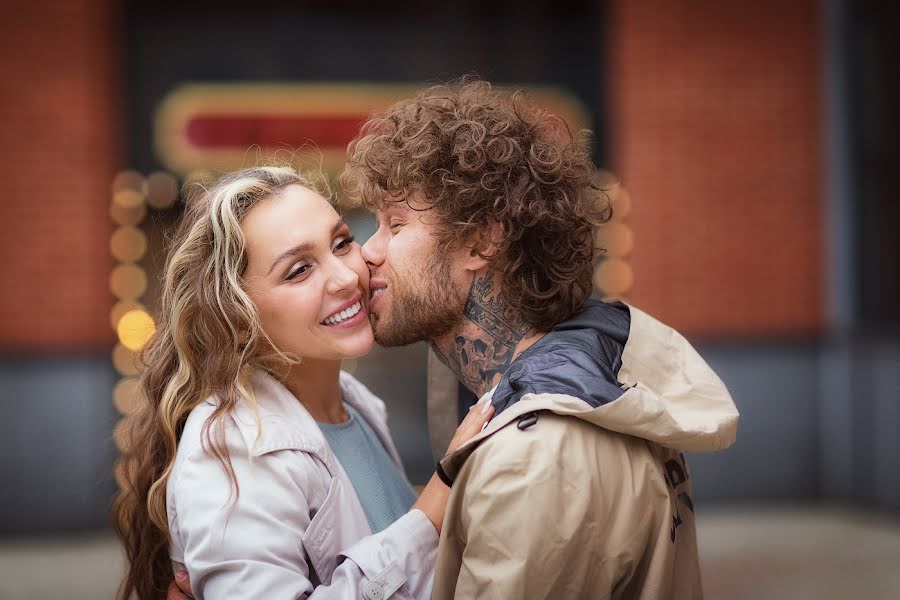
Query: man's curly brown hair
[{"left": 340, "top": 79, "right": 612, "bottom": 332}]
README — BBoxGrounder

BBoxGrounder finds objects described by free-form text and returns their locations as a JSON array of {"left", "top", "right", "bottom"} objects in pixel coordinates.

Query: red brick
[
  {"left": 0, "top": 0, "right": 120, "bottom": 351},
  {"left": 609, "top": 0, "right": 824, "bottom": 338}
]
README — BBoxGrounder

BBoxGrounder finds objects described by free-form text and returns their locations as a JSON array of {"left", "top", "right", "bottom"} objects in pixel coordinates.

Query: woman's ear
[{"left": 236, "top": 330, "right": 250, "bottom": 352}]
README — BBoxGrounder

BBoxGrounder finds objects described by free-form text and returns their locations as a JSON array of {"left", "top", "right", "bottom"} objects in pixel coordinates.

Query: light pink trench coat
[{"left": 167, "top": 369, "right": 437, "bottom": 599}]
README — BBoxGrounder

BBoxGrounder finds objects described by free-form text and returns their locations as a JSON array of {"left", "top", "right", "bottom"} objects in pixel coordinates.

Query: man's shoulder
[
  {"left": 448, "top": 409, "right": 672, "bottom": 552},
  {"left": 462, "top": 409, "right": 652, "bottom": 486}
]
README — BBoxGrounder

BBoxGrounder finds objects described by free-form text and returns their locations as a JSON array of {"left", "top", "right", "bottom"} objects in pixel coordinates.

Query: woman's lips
[
  {"left": 321, "top": 294, "right": 367, "bottom": 329},
  {"left": 321, "top": 300, "right": 368, "bottom": 330}
]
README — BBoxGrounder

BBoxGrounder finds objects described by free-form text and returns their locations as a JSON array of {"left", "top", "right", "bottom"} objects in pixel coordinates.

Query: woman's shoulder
[
  {"left": 167, "top": 407, "right": 331, "bottom": 566},
  {"left": 170, "top": 400, "right": 243, "bottom": 494},
  {"left": 175, "top": 373, "right": 329, "bottom": 465},
  {"left": 175, "top": 400, "right": 219, "bottom": 459},
  {"left": 169, "top": 387, "right": 329, "bottom": 505}
]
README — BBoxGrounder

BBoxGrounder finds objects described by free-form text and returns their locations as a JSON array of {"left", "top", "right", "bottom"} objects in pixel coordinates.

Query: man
[
  {"left": 171, "top": 80, "right": 738, "bottom": 598},
  {"left": 342, "top": 80, "right": 738, "bottom": 599}
]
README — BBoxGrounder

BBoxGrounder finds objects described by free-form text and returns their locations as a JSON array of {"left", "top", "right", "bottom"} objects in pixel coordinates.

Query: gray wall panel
[
  {"left": 0, "top": 358, "right": 117, "bottom": 533},
  {"left": 687, "top": 345, "right": 820, "bottom": 501},
  {"left": 818, "top": 344, "right": 856, "bottom": 498},
  {"left": 1, "top": 339, "right": 897, "bottom": 534},
  {"left": 863, "top": 344, "right": 900, "bottom": 509},
  {"left": 687, "top": 340, "right": 900, "bottom": 508}
]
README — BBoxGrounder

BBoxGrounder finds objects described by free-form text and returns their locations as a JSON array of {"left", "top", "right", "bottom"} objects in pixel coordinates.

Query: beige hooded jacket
[{"left": 430, "top": 303, "right": 739, "bottom": 600}]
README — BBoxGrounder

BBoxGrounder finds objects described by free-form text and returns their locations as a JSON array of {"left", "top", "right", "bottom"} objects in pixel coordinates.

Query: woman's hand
[
  {"left": 411, "top": 396, "right": 494, "bottom": 534},
  {"left": 446, "top": 395, "right": 495, "bottom": 454},
  {"left": 167, "top": 570, "right": 193, "bottom": 599}
]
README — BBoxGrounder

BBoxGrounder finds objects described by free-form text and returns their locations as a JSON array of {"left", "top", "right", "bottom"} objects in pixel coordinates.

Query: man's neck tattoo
[{"left": 432, "top": 272, "right": 533, "bottom": 398}]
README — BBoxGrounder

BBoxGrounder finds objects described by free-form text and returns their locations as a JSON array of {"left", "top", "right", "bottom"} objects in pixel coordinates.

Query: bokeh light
[
  {"left": 109, "top": 264, "right": 147, "bottom": 300},
  {"left": 109, "top": 300, "right": 146, "bottom": 330},
  {"left": 109, "top": 201, "right": 147, "bottom": 226},
  {"left": 608, "top": 186, "right": 631, "bottom": 221},
  {"left": 595, "top": 222, "right": 634, "bottom": 257},
  {"left": 112, "top": 343, "right": 141, "bottom": 376},
  {"left": 109, "top": 226, "right": 148, "bottom": 262},
  {"left": 113, "top": 377, "right": 142, "bottom": 415},
  {"left": 111, "top": 170, "right": 146, "bottom": 194},
  {"left": 113, "top": 189, "right": 146, "bottom": 209},
  {"left": 116, "top": 309, "right": 156, "bottom": 351},
  {"left": 593, "top": 257, "right": 634, "bottom": 298},
  {"left": 145, "top": 171, "right": 179, "bottom": 209}
]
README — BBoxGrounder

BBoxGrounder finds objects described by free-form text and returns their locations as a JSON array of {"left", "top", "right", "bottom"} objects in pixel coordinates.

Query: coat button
[
  {"left": 517, "top": 412, "right": 538, "bottom": 430},
  {"left": 363, "top": 581, "right": 385, "bottom": 600}
]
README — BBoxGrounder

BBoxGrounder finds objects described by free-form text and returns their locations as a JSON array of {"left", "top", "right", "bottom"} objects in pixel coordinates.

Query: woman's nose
[{"left": 325, "top": 257, "right": 359, "bottom": 294}]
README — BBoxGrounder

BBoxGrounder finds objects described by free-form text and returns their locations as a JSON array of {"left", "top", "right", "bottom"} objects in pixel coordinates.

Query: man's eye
[{"left": 285, "top": 263, "right": 310, "bottom": 281}]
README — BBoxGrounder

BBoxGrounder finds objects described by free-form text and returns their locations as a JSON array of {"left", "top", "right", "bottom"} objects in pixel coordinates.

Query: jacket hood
[{"left": 441, "top": 301, "right": 739, "bottom": 476}]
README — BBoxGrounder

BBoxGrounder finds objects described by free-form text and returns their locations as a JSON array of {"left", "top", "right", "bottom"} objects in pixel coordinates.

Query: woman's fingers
[
  {"left": 448, "top": 398, "right": 495, "bottom": 453},
  {"left": 463, "top": 398, "right": 493, "bottom": 429},
  {"left": 167, "top": 571, "right": 193, "bottom": 600}
]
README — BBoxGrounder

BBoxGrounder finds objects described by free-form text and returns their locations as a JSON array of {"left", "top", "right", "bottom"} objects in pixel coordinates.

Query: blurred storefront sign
[{"left": 154, "top": 82, "right": 592, "bottom": 179}]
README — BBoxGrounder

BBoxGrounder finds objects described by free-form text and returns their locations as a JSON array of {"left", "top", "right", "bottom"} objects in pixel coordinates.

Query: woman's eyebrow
[{"left": 266, "top": 219, "right": 346, "bottom": 275}]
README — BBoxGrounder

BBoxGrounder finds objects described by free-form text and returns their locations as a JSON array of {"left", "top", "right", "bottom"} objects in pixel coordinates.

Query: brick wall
[
  {"left": 0, "top": 0, "right": 119, "bottom": 351},
  {"left": 0, "top": 0, "right": 826, "bottom": 348},
  {"left": 609, "top": 0, "right": 824, "bottom": 338}
]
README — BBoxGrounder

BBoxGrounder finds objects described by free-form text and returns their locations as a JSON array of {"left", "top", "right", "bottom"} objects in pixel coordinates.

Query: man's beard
[{"left": 373, "top": 255, "right": 466, "bottom": 347}]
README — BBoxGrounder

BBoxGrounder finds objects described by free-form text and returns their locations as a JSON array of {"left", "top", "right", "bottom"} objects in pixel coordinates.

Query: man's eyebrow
[{"left": 267, "top": 219, "right": 346, "bottom": 275}]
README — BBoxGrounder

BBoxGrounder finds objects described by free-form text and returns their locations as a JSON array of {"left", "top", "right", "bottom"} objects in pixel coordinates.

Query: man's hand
[{"left": 166, "top": 570, "right": 193, "bottom": 600}]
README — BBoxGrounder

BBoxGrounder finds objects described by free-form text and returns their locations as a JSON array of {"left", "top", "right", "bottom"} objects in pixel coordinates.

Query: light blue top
[{"left": 318, "top": 403, "right": 418, "bottom": 533}]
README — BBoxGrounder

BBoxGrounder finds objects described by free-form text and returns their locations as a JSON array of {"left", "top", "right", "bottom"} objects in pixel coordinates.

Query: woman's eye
[
  {"left": 333, "top": 235, "right": 355, "bottom": 253},
  {"left": 389, "top": 221, "right": 403, "bottom": 232},
  {"left": 285, "top": 263, "right": 310, "bottom": 281}
]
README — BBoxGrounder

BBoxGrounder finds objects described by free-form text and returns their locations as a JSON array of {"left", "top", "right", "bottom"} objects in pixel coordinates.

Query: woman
[{"left": 112, "top": 166, "right": 493, "bottom": 599}]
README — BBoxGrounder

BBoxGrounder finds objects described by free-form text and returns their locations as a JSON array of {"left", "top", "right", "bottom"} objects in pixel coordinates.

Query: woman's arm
[
  {"left": 172, "top": 446, "right": 435, "bottom": 599},
  {"left": 410, "top": 394, "right": 494, "bottom": 533},
  {"left": 170, "top": 398, "right": 494, "bottom": 599}
]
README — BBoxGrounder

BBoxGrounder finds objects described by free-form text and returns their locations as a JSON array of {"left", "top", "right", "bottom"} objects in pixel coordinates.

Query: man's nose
[{"left": 361, "top": 228, "right": 386, "bottom": 268}]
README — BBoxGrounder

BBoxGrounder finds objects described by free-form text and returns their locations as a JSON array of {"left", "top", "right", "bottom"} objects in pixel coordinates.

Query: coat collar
[
  {"left": 438, "top": 303, "right": 739, "bottom": 479},
  {"left": 225, "top": 369, "right": 403, "bottom": 470},
  {"left": 224, "top": 368, "right": 330, "bottom": 458}
]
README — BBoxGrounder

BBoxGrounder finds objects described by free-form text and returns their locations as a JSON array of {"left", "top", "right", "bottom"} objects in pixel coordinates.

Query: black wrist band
[{"left": 435, "top": 461, "right": 453, "bottom": 488}]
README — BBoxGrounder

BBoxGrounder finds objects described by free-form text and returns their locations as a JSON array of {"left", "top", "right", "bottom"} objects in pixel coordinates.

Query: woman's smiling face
[{"left": 241, "top": 184, "right": 374, "bottom": 361}]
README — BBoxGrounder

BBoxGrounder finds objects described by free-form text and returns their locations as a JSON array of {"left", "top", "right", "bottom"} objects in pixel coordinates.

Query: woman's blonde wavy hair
[{"left": 112, "top": 165, "right": 321, "bottom": 600}]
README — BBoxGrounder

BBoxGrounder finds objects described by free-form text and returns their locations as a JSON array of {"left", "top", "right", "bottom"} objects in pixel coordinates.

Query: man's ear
[{"left": 461, "top": 220, "right": 503, "bottom": 272}]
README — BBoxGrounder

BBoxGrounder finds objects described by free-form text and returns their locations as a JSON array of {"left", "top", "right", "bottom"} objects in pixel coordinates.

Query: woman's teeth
[{"left": 323, "top": 301, "right": 361, "bottom": 325}]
